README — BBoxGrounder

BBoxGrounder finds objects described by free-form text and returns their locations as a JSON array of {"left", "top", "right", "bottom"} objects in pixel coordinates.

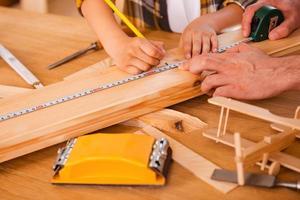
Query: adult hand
[
  {"left": 180, "top": 43, "right": 299, "bottom": 100},
  {"left": 242, "top": 0, "right": 300, "bottom": 40}
]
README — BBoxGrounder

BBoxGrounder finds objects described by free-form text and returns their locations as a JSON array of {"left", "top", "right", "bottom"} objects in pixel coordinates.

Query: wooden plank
[
  {"left": 203, "top": 129, "right": 300, "bottom": 173},
  {"left": 138, "top": 108, "right": 207, "bottom": 134},
  {"left": 0, "top": 85, "right": 32, "bottom": 98},
  {"left": 0, "top": 61, "right": 203, "bottom": 162},
  {"left": 126, "top": 119, "right": 238, "bottom": 193}
]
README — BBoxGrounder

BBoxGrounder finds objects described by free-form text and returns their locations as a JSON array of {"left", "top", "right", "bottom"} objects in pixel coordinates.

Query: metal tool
[
  {"left": 48, "top": 42, "right": 100, "bottom": 70},
  {"left": 218, "top": 5, "right": 284, "bottom": 53},
  {"left": 0, "top": 61, "right": 182, "bottom": 122},
  {"left": 212, "top": 169, "right": 300, "bottom": 191},
  {"left": 0, "top": 44, "right": 44, "bottom": 89},
  {"left": 52, "top": 133, "right": 172, "bottom": 185}
]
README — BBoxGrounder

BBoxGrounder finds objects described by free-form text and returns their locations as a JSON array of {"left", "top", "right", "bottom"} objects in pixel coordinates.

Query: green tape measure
[{"left": 250, "top": 5, "right": 284, "bottom": 42}]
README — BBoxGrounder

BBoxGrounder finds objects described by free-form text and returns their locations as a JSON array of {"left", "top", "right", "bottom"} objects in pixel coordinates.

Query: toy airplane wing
[{"left": 208, "top": 97, "right": 300, "bottom": 130}]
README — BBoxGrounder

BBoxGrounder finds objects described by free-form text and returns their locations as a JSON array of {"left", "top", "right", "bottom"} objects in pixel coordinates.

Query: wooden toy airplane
[{"left": 203, "top": 96, "right": 300, "bottom": 185}]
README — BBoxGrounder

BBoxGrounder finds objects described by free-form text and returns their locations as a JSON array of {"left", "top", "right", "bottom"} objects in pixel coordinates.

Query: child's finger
[
  {"left": 211, "top": 34, "right": 218, "bottom": 53},
  {"left": 140, "top": 40, "right": 164, "bottom": 60},
  {"left": 192, "top": 33, "right": 202, "bottom": 57},
  {"left": 129, "top": 57, "right": 152, "bottom": 71},
  {"left": 151, "top": 40, "right": 166, "bottom": 54},
  {"left": 125, "top": 66, "right": 143, "bottom": 75},
  {"left": 201, "top": 34, "right": 211, "bottom": 53},
  {"left": 134, "top": 47, "right": 160, "bottom": 66}
]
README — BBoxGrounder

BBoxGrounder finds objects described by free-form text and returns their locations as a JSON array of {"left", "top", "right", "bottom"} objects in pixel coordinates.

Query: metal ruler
[
  {"left": 0, "top": 62, "right": 181, "bottom": 122},
  {"left": 0, "top": 44, "right": 44, "bottom": 89}
]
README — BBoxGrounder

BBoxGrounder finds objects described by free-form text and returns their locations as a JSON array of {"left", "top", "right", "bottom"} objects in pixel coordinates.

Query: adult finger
[
  {"left": 129, "top": 58, "right": 152, "bottom": 71},
  {"left": 201, "top": 74, "right": 229, "bottom": 93},
  {"left": 226, "top": 43, "right": 255, "bottom": 53},
  {"left": 269, "top": 20, "right": 294, "bottom": 40},
  {"left": 188, "top": 55, "right": 225, "bottom": 74},
  {"left": 134, "top": 47, "right": 161, "bottom": 66},
  {"left": 213, "top": 85, "right": 239, "bottom": 98},
  {"left": 182, "top": 32, "right": 193, "bottom": 59},
  {"left": 192, "top": 32, "right": 202, "bottom": 57},
  {"left": 201, "top": 34, "right": 211, "bottom": 54},
  {"left": 140, "top": 40, "right": 165, "bottom": 60},
  {"left": 211, "top": 34, "right": 218, "bottom": 53},
  {"left": 242, "top": 2, "right": 266, "bottom": 37}
]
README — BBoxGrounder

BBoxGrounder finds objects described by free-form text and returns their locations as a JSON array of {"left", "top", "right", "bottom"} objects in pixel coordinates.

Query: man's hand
[
  {"left": 180, "top": 44, "right": 299, "bottom": 100},
  {"left": 110, "top": 37, "right": 165, "bottom": 74},
  {"left": 242, "top": 0, "right": 300, "bottom": 40}
]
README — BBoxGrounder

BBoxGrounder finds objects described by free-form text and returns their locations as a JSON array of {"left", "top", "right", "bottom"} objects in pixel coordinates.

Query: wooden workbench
[{"left": 0, "top": 7, "right": 299, "bottom": 200}]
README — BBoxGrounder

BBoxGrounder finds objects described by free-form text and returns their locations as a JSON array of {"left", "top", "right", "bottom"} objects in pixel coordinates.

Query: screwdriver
[{"left": 48, "top": 41, "right": 100, "bottom": 70}]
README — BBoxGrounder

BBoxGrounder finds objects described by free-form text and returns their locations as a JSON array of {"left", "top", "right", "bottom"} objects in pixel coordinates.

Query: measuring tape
[{"left": 0, "top": 62, "right": 182, "bottom": 122}]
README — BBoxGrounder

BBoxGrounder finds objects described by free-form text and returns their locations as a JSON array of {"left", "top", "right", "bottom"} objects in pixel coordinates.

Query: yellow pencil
[{"left": 104, "top": 0, "right": 145, "bottom": 38}]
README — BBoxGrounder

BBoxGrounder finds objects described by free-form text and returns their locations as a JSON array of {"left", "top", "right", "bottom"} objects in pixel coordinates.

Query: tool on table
[
  {"left": 211, "top": 169, "right": 300, "bottom": 191},
  {"left": 48, "top": 42, "right": 100, "bottom": 70},
  {"left": 48, "top": 0, "right": 145, "bottom": 70},
  {"left": 218, "top": 5, "right": 284, "bottom": 52},
  {"left": 0, "top": 44, "right": 44, "bottom": 89},
  {"left": 52, "top": 133, "right": 172, "bottom": 185},
  {"left": 0, "top": 6, "right": 284, "bottom": 122}
]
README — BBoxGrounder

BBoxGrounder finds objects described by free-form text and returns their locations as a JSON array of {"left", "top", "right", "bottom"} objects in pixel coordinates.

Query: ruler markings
[{"left": 0, "top": 62, "right": 181, "bottom": 122}]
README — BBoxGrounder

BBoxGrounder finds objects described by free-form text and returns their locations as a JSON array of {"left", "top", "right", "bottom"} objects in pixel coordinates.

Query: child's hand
[
  {"left": 110, "top": 37, "right": 166, "bottom": 74},
  {"left": 180, "top": 21, "right": 218, "bottom": 59}
]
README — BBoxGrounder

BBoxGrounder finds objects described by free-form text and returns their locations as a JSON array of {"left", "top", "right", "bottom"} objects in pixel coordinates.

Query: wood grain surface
[{"left": 0, "top": 6, "right": 300, "bottom": 200}]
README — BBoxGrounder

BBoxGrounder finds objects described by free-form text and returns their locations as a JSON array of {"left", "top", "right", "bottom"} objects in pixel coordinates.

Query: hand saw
[{"left": 0, "top": 5, "right": 284, "bottom": 122}]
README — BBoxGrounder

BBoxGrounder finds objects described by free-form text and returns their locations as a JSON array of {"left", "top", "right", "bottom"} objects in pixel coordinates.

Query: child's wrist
[
  {"left": 194, "top": 16, "right": 220, "bottom": 33},
  {"left": 103, "top": 34, "right": 130, "bottom": 57}
]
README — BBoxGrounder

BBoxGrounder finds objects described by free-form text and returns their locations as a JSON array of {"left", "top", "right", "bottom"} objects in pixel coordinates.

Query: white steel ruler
[{"left": 0, "top": 44, "right": 44, "bottom": 89}]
